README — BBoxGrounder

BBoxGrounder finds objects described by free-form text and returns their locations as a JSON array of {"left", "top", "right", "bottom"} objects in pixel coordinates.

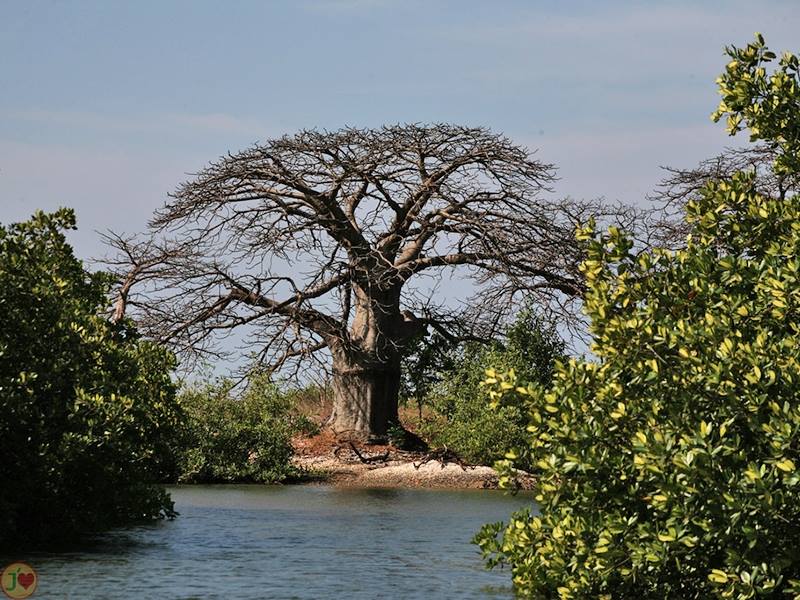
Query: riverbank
[{"left": 291, "top": 430, "right": 535, "bottom": 489}]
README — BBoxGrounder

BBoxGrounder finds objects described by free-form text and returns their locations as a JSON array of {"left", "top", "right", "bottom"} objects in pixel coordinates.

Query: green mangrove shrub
[
  {"left": 475, "top": 37, "right": 800, "bottom": 599},
  {"left": 175, "top": 374, "right": 312, "bottom": 483},
  {"left": 0, "top": 209, "right": 181, "bottom": 546}
]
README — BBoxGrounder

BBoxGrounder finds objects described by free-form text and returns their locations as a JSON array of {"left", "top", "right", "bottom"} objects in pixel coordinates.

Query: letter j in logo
[{"left": 1, "top": 563, "right": 37, "bottom": 599}]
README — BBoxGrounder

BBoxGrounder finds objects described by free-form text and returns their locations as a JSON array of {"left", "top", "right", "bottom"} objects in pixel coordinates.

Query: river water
[{"left": 17, "top": 485, "right": 534, "bottom": 599}]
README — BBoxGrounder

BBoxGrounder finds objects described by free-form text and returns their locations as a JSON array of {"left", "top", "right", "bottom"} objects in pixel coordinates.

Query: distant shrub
[
  {"left": 282, "top": 383, "right": 329, "bottom": 434},
  {"left": 175, "top": 374, "right": 314, "bottom": 483},
  {"left": 422, "top": 306, "right": 565, "bottom": 467}
]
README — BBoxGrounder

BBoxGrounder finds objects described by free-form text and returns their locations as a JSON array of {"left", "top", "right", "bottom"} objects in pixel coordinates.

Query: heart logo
[
  {"left": 17, "top": 572, "right": 34, "bottom": 590},
  {"left": 1, "top": 562, "right": 37, "bottom": 598}
]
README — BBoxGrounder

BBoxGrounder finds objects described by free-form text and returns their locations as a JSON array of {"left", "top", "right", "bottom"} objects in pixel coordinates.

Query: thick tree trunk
[
  {"left": 329, "top": 360, "right": 401, "bottom": 439},
  {"left": 325, "top": 283, "right": 423, "bottom": 439}
]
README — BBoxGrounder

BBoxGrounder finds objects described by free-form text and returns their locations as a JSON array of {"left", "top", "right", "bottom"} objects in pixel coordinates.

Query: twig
[{"left": 349, "top": 442, "right": 389, "bottom": 464}]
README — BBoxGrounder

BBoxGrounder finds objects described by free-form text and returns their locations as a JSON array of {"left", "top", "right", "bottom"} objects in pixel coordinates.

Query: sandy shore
[
  {"left": 293, "top": 454, "right": 503, "bottom": 488},
  {"left": 291, "top": 431, "right": 535, "bottom": 489}
]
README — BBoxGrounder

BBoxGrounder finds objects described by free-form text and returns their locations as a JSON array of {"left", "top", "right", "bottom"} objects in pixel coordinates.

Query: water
[{"left": 15, "top": 485, "right": 534, "bottom": 599}]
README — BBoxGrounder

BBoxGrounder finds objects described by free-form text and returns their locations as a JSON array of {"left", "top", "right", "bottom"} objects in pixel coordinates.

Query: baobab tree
[{"left": 110, "top": 124, "right": 641, "bottom": 439}]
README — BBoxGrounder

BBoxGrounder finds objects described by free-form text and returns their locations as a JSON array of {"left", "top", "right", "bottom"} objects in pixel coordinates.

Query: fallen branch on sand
[
  {"left": 413, "top": 447, "right": 469, "bottom": 471},
  {"left": 348, "top": 442, "right": 390, "bottom": 464}
]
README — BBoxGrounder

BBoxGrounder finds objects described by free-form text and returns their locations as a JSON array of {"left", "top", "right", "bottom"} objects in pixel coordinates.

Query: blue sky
[{"left": 1, "top": 0, "right": 798, "bottom": 261}]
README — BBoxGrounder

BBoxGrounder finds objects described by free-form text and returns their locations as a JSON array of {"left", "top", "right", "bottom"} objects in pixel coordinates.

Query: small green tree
[
  {"left": 423, "top": 305, "right": 565, "bottom": 467},
  {"left": 475, "top": 36, "right": 800, "bottom": 598},
  {"left": 0, "top": 209, "right": 182, "bottom": 547},
  {"left": 400, "top": 332, "right": 458, "bottom": 420}
]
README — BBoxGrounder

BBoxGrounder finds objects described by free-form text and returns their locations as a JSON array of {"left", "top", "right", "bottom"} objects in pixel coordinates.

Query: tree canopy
[{"left": 110, "top": 124, "right": 642, "bottom": 437}]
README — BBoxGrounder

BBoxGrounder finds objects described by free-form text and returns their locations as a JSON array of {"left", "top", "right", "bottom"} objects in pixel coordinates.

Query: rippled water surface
[{"left": 19, "top": 485, "right": 534, "bottom": 599}]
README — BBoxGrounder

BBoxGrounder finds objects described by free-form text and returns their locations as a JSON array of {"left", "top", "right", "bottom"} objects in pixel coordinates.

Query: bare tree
[
  {"left": 109, "top": 124, "right": 643, "bottom": 439},
  {"left": 649, "top": 144, "right": 800, "bottom": 246}
]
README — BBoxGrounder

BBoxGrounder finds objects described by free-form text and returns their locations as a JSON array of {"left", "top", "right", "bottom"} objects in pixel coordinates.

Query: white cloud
[
  {"left": 523, "top": 122, "right": 747, "bottom": 207},
  {"left": 301, "top": 0, "right": 397, "bottom": 14},
  {"left": 440, "top": 3, "right": 794, "bottom": 45},
  {"left": 0, "top": 139, "right": 196, "bottom": 260},
  {"left": 435, "top": 3, "right": 800, "bottom": 90},
  {"left": 3, "top": 108, "right": 267, "bottom": 136}
]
